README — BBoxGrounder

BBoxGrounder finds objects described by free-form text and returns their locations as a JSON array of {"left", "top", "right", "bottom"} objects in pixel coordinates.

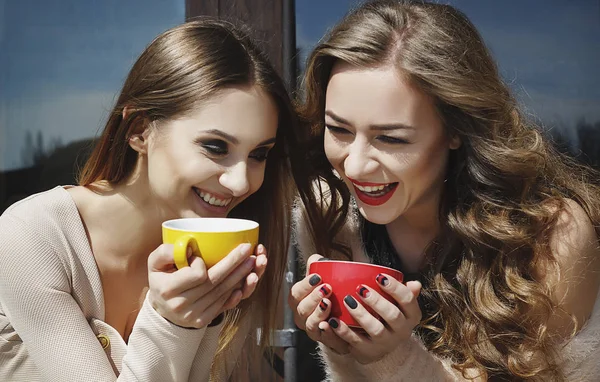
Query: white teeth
[
  {"left": 197, "top": 190, "right": 231, "bottom": 207},
  {"left": 355, "top": 184, "right": 387, "bottom": 192}
]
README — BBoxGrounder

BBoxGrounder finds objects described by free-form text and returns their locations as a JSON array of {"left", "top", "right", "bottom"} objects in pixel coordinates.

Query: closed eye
[
  {"left": 376, "top": 135, "right": 410, "bottom": 144},
  {"left": 198, "top": 139, "right": 228, "bottom": 156},
  {"left": 326, "top": 125, "right": 352, "bottom": 135},
  {"left": 249, "top": 146, "right": 272, "bottom": 162}
]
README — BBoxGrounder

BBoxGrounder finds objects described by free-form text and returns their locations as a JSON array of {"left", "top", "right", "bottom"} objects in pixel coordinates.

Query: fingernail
[
  {"left": 319, "top": 285, "right": 331, "bottom": 297},
  {"left": 344, "top": 295, "right": 358, "bottom": 309},
  {"left": 356, "top": 285, "right": 370, "bottom": 298},
  {"left": 317, "top": 257, "right": 330, "bottom": 261},
  {"left": 240, "top": 243, "right": 252, "bottom": 254},
  {"left": 309, "top": 274, "right": 321, "bottom": 286},
  {"left": 319, "top": 300, "right": 328, "bottom": 311},
  {"left": 376, "top": 273, "right": 389, "bottom": 286},
  {"left": 328, "top": 318, "right": 339, "bottom": 329}
]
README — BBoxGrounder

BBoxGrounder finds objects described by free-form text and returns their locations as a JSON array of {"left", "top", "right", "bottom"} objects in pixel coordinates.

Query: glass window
[{"left": 1, "top": 0, "right": 184, "bottom": 212}]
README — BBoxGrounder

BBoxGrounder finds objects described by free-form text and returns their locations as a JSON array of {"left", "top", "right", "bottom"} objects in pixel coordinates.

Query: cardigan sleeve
[
  {"left": 317, "top": 338, "right": 476, "bottom": 382},
  {"left": 0, "top": 212, "right": 207, "bottom": 381}
]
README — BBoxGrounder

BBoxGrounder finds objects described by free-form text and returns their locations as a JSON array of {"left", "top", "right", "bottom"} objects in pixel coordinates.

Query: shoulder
[
  {"left": 0, "top": 187, "right": 83, "bottom": 276},
  {"left": 1, "top": 186, "right": 73, "bottom": 225},
  {"left": 543, "top": 199, "right": 600, "bottom": 338}
]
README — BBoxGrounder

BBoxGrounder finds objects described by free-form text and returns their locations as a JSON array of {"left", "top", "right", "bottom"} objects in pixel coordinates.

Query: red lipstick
[{"left": 347, "top": 177, "right": 398, "bottom": 206}]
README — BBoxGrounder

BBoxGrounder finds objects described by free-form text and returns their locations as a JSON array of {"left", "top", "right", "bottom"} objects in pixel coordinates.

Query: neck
[
  {"left": 79, "top": 173, "right": 166, "bottom": 271},
  {"left": 385, "top": 190, "right": 442, "bottom": 273}
]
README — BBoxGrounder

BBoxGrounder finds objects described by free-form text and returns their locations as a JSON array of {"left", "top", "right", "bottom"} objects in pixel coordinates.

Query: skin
[
  {"left": 290, "top": 62, "right": 600, "bottom": 367},
  {"left": 68, "top": 85, "right": 279, "bottom": 340}
]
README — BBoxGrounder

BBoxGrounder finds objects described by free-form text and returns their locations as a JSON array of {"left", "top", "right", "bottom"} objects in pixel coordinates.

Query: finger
[
  {"left": 318, "top": 321, "right": 351, "bottom": 355},
  {"left": 342, "top": 294, "right": 387, "bottom": 340},
  {"left": 207, "top": 243, "right": 253, "bottom": 284},
  {"left": 305, "top": 254, "right": 325, "bottom": 276},
  {"left": 167, "top": 255, "right": 254, "bottom": 309},
  {"left": 203, "top": 256, "right": 255, "bottom": 303},
  {"left": 305, "top": 297, "right": 332, "bottom": 337},
  {"left": 406, "top": 280, "right": 422, "bottom": 298},
  {"left": 296, "top": 283, "right": 331, "bottom": 319},
  {"left": 220, "top": 289, "right": 244, "bottom": 312},
  {"left": 356, "top": 284, "right": 403, "bottom": 325},
  {"left": 254, "top": 245, "right": 268, "bottom": 279},
  {"left": 190, "top": 288, "right": 239, "bottom": 328},
  {"left": 377, "top": 275, "right": 422, "bottom": 322},
  {"left": 327, "top": 317, "right": 368, "bottom": 349},
  {"left": 289, "top": 271, "right": 324, "bottom": 311},
  {"left": 148, "top": 244, "right": 177, "bottom": 272},
  {"left": 167, "top": 254, "right": 208, "bottom": 294},
  {"left": 239, "top": 272, "right": 259, "bottom": 300}
]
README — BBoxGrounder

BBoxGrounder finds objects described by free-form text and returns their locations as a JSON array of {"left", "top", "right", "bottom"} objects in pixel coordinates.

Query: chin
[{"left": 358, "top": 207, "right": 399, "bottom": 225}]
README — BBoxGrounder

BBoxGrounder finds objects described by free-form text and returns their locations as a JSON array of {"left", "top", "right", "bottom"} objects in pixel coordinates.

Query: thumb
[
  {"left": 147, "top": 244, "right": 177, "bottom": 272},
  {"left": 406, "top": 280, "right": 422, "bottom": 298}
]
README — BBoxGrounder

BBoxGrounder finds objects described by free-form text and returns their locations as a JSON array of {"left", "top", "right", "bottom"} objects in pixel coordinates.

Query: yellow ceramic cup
[{"left": 162, "top": 218, "right": 259, "bottom": 269}]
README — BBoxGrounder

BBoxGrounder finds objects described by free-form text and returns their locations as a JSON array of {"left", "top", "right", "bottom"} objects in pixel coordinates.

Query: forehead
[
  {"left": 325, "top": 63, "right": 438, "bottom": 127},
  {"left": 172, "top": 85, "right": 279, "bottom": 140}
]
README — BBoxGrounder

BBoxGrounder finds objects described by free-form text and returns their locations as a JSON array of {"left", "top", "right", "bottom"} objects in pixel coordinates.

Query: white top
[{"left": 0, "top": 187, "right": 239, "bottom": 381}]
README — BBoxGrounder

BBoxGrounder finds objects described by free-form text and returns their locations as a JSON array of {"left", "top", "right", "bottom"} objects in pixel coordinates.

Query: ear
[
  {"left": 449, "top": 134, "right": 461, "bottom": 150},
  {"left": 124, "top": 106, "right": 150, "bottom": 154}
]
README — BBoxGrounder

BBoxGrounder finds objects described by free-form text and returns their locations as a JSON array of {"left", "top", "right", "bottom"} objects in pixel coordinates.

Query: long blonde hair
[
  {"left": 80, "top": 19, "right": 307, "bottom": 379},
  {"left": 299, "top": 0, "right": 600, "bottom": 379}
]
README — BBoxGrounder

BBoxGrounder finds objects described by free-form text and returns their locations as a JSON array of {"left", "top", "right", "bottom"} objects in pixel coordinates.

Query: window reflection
[{"left": 1, "top": 0, "right": 184, "bottom": 212}]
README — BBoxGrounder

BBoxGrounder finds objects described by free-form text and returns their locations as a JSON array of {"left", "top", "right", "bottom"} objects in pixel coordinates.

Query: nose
[
  {"left": 343, "top": 139, "right": 379, "bottom": 180},
  {"left": 219, "top": 161, "right": 250, "bottom": 197}
]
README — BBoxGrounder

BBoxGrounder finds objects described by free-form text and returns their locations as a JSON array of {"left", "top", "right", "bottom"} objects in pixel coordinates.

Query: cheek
[
  {"left": 247, "top": 164, "right": 267, "bottom": 194},
  {"left": 323, "top": 134, "right": 345, "bottom": 167}
]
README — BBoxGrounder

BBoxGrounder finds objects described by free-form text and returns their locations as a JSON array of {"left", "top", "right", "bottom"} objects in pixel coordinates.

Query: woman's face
[
  {"left": 138, "top": 85, "right": 279, "bottom": 220},
  {"left": 324, "top": 63, "right": 460, "bottom": 225}
]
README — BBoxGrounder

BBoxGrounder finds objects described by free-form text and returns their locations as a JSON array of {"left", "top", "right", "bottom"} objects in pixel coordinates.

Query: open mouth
[
  {"left": 193, "top": 187, "right": 232, "bottom": 209},
  {"left": 349, "top": 179, "right": 398, "bottom": 206}
]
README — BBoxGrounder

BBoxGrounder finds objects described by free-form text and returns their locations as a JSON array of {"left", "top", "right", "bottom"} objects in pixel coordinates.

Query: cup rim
[
  {"left": 162, "top": 217, "right": 259, "bottom": 232},
  {"left": 310, "top": 259, "right": 403, "bottom": 275}
]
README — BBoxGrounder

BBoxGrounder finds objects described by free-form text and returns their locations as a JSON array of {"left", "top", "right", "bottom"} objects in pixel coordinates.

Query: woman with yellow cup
[{"left": 0, "top": 20, "right": 310, "bottom": 381}]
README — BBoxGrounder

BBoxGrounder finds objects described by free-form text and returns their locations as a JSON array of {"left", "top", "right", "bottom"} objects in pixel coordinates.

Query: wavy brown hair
[
  {"left": 298, "top": 0, "right": 600, "bottom": 379},
  {"left": 79, "top": 19, "right": 308, "bottom": 379}
]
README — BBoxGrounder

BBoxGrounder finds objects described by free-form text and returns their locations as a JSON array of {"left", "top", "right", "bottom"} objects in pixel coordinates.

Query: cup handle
[{"left": 173, "top": 235, "right": 200, "bottom": 269}]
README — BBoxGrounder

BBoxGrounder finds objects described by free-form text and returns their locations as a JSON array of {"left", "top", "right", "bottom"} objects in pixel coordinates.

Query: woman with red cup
[{"left": 289, "top": 1, "right": 600, "bottom": 380}]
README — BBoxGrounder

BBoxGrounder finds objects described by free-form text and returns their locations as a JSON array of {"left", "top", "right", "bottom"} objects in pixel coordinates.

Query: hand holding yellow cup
[{"left": 162, "top": 218, "right": 259, "bottom": 269}]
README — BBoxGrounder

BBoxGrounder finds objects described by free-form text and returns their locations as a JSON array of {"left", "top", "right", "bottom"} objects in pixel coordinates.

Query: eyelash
[
  {"left": 325, "top": 125, "right": 410, "bottom": 145},
  {"left": 200, "top": 140, "right": 270, "bottom": 162}
]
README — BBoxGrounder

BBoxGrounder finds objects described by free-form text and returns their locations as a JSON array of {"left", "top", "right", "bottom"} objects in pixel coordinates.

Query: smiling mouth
[
  {"left": 349, "top": 181, "right": 399, "bottom": 206},
  {"left": 193, "top": 187, "right": 232, "bottom": 208}
]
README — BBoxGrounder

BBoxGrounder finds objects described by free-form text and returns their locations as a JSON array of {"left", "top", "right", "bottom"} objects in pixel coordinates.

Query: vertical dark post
[
  {"left": 186, "top": 1, "right": 298, "bottom": 380},
  {"left": 281, "top": 3, "right": 298, "bottom": 381}
]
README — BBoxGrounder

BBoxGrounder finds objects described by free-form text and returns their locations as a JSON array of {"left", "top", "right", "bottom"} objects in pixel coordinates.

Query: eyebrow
[
  {"left": 325, "top": 110, "right": 415, "bottom": 131},
  {"left": 204, "top": 129, "right": 276, "bottom": 147}
]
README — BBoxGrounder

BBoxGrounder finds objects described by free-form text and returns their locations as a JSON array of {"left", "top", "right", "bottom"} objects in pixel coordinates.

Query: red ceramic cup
[{"left": 309, "top": 260, "right": 403, "bottom": 328}]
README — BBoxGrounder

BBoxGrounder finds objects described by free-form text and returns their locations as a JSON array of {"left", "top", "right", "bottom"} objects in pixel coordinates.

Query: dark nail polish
[
  {"left": 357, "top": 285, "right": 370, "bottom": 298},
  {"left": 317, "top": 257, "right": 330, "bottom": 261},
  {"left": 344, "top": 295, "right": 358, "bottom": 309},
  {"left": 319, "top": 285, "right": 331, "bottom": 296},
  {"left": 376, "top": 273, "right": 389, "bottom": 286},
  {"left": 309, "top": 274, "right": 321, "bottom": 286},
  {"left": 328, "top": 318, "right": 339, "bottom": 329},
  {"left": 319, "top": 300, "right": 328, "bottom": 311}
]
